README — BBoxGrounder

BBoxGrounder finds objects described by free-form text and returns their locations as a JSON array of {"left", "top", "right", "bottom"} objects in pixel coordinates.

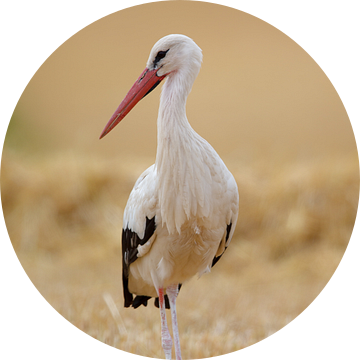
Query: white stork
[{"left": 100, "top": 34, "right": 239, "bottom": 360}]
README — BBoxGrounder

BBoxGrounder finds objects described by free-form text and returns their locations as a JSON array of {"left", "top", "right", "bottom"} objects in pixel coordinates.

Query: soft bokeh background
[{"left": 1, "top": 2, "right": 359, "bottom": 359}]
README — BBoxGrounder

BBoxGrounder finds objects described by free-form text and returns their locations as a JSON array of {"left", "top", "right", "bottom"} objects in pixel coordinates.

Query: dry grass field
[{"left": 1, "top": 151, "right": 358, "bottom": 358}]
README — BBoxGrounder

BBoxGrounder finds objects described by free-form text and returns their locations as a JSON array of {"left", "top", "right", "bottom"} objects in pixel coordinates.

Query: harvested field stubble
[{"left": 2, "top": 151, "right": 358, "bottom": 358}]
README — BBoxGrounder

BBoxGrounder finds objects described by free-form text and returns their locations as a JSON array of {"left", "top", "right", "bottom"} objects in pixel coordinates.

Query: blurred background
[{"left": 1, "top": 2, "right": 359, "bottom": 358}]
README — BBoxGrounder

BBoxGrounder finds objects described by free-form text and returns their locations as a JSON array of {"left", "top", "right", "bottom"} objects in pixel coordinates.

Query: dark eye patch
[{"left": 153, "top": 49, "right": 169, "bottom": 67}]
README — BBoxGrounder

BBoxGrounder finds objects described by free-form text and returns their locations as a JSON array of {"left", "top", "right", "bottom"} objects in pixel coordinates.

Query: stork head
[
  {"left": 147, "top": 34, "right": 202, "bottom": 78},
  {"left": 100, "top": 34, "right": 202, "bottom": 139}
]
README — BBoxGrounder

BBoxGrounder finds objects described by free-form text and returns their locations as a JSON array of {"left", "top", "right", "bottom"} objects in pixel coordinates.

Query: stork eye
[{"left": 154, "top": 49, "right": 169, "bottom": 66}]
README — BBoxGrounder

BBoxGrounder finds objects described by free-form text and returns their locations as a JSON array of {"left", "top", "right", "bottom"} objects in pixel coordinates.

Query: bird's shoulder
[
  {"left": 123, "top": 164, "right": 158, "bottom": 237},
  {"left": 122, "top": 165, "right": 158, "bottom": 282}
]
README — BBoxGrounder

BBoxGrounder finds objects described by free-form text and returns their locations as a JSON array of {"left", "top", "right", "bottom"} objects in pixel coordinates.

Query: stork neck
[
  {"left": 155, "top": 73, "right": 196, "bottom": 171},
  {"left": 154, "top": 70, "right": 214, "bottom": 234}
]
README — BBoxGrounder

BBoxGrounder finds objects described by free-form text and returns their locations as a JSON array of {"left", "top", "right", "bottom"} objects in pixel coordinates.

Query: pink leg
[
  {"left": 166, "top": 284, "right": 182, "bottom": 360},
  {"left": 158, "top": 287, "right": 173, "bottom": 359}
]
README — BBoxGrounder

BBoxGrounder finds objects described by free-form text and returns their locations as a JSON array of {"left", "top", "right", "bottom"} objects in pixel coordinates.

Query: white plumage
[{"left": 100, "top": 34, "right": 239, "bottom": 360}]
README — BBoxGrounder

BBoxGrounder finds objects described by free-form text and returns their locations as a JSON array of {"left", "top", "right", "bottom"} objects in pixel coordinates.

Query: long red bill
[{"left": 100, "top": 67, "right": 166, "bottom": 139}]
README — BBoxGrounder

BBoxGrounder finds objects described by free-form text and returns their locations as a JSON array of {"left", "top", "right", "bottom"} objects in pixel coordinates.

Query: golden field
[
  {"left": 1, "top": 152, "right": 358, "bottom": 358},
  {"left": 1, "top": 2, "right": 359, "bottom": 359}
]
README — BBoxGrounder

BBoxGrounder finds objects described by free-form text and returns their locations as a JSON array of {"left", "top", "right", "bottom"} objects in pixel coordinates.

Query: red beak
[{"left": 100, "top": 67, "right": 166, "bottom": 139}]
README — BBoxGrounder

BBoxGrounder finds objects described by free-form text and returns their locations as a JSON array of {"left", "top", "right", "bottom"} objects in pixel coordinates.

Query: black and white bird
[{"left": 100, "top": 34, "right": 239, "bottom": 360}]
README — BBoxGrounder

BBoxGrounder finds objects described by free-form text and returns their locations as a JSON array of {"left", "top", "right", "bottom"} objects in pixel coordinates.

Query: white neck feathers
[{"left": 155, "top": 71, "right": 214, "bottom": 234}]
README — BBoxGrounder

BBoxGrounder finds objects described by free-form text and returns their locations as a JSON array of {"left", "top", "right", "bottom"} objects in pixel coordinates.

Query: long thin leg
[
  {"left": 166, "top": 284, "right": 182, "bottom": 360},
  {"left": 158, "top": 287, "right": 173, "bottom": 359}
]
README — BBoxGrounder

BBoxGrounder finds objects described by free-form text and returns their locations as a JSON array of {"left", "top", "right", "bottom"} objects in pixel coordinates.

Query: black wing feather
[
  {"left": 211, "top": 222, "right": 232, "bottom": 267},
  {"left": 122, "top": 216, "right": 156, "bottom": 308},
  {"left": 122, "top": 216, "right": 183, "bottom": 309}
]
